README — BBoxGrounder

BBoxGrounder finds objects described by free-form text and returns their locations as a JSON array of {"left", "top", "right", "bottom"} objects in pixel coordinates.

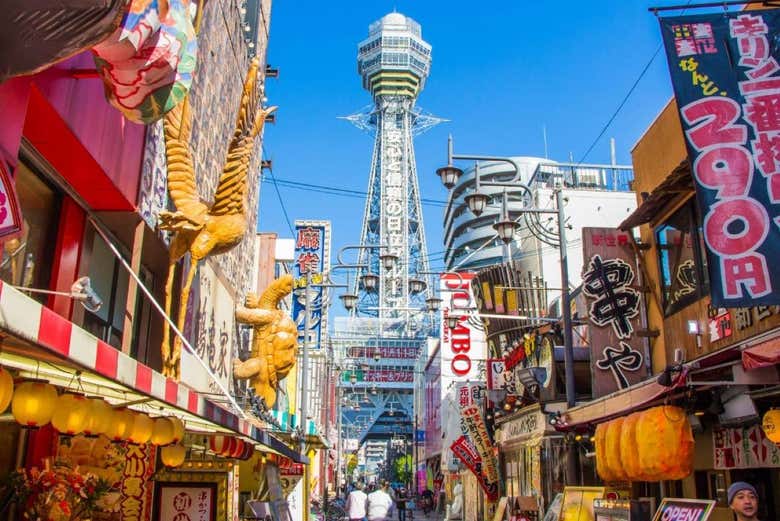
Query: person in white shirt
[
  {"left": 367, "top": 481, "right": 395, "bottom": 521},
  {"left": 346, "top": 482, "right": 368, "bottom": 521}
]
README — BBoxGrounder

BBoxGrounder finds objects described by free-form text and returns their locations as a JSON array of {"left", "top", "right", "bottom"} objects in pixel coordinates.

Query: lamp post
[
  {"left": 435, "top": 135, "right": 576, "bottom": 409},
  {"left": 436, "top": 137, "right": 580, "bottom": 485}
]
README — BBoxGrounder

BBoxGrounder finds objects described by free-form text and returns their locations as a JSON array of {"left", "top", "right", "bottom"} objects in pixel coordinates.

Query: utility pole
[{"left": 300, "top": 270, "right": 312, "bottom": 521}]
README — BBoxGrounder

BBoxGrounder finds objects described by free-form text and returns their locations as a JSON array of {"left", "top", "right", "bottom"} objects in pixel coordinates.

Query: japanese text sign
[
  {"left": 157, "top": 484, "right": 216, "bottom": 521},
  {"left": 0, "top": 160, "right": 22, "bottom": 239},
  {"left": 651, "top": 498, "right": 715, "bottom": 521},
  {"left": 292, "top": 220, "right": 331, "bottom": 348},
  {"left": 713, "top": 424, "right": 780, "bottom": 469},
  {"left": 582, "top": 228, "right": 647, "bottom": 397},
  {"left": 660, "top": 10, "right": 780, "bottom": 307}
]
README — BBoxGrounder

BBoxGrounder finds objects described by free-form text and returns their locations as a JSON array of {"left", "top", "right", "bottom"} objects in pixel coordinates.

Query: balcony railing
[{"left": 530, "top": 161, "right": 634, "bottom": 192}]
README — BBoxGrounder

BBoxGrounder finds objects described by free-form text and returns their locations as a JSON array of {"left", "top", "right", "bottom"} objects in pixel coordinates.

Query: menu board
[{"left": 155, "top": 483, "right": 216, "bottom": 521}]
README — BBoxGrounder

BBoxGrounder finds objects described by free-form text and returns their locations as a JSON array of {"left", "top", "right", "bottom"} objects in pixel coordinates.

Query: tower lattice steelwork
[
  {"left": 337, "top": 13, "right": 442, "bottom": 450},
  {"left": 347, "top": 12, "right": 443, "bottom": 327}
]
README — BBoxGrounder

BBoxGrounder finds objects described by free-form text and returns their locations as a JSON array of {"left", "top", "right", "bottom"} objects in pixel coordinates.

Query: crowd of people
[{"left": 343, "top": 481, "right": 436, "bottom": 521}]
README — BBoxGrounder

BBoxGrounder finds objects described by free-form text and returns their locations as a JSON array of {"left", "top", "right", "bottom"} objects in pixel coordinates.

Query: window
[
  {"left": 81, "top": 227, "right": 130, "bottom": 348},
  {"left": 0, "top": 162, "right": 61, "bottom": 302},
  {"left": 655, "top": 199, "right": 709, "bottom": 316}
]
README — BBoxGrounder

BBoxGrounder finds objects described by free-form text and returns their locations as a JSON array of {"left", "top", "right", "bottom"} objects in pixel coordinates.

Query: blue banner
[
  {"left": 660, "top": 10, "right": 780, "bottom": 307},
  {"left": 292, "top": 221, "right": 331, "bottom": 349}
]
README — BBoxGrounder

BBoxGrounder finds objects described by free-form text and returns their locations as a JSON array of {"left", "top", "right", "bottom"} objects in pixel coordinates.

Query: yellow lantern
[
  {"left": 160, "top": 444, "right": 187, "bottom": 467},
  {"left": 104, "top": 407, "right": 135, "bottom": 441},
  {"left": 762, "top": 409, "right": 780, "bottom": 443},
  {"left": 605, "top": 418, "right": 628, "bottom": 481},
  {"left": 12, "top": 380, "right": 57, "bottom": 427},
  {"left": 636, "top": 405, "right": 693, "bottom": 481},
  {"left": 51, "top": 393, "right": 91, "bottom": 435},
  {"left": 619, "top": 412, "right": 643, "bottom": 481},
  {"left": 128, "top": 412, "right": 154, "bottom": 444},
  {"left": 83, "top": 398, "right": 113, "bottom": 436},
  {"left": 0, "top": 366, "right": 13, "bottom": 413},
  {"left": 169, "top": 416, "right": 185, "bottom": 443},
  {"left": 151, "top": 417, "right": 176, "bottom": 446},
  {"left": 593, "top": 422, "right": 615, "bottom": 482}
]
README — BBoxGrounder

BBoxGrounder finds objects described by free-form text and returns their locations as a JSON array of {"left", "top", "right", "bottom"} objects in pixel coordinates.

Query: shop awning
[
  {"left": 619, "top": 160, "right": 693, "bottom": 230},
  {"left": 557, "top": 368, "right": 688, "bottom": 430},
  {"left": 743, "top": 336, "right": 780, "bottom": 370},
  {"left": 0, "top": 281, "right": 307, "bottom": 464}
]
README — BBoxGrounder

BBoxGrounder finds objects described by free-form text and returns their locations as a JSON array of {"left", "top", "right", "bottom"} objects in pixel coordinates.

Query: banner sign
[
  {"left": 581, "top": 228, "right": 647, "bottom": 397},
  {"left": 457, "top": 384, "right": 499, "bottom": 501},
  {"left": 292, "top": 221, "right": 331, "bottom": 348},
  {"left": 440, "top": 272, "right": 487, "bottom": 382},
  {"left": 0, "top": 160, "right": 23, "bottom": 239},
  {"left": 339, "top": 369, "right": 413, "bottom": 383},
  {"left": 713, "top": 424, "right": 780, "bottom": 469},
  {"left": 660, "top": 10, "right": 780, "bottom": 307},
  {"left": 346, "top": 346, "right": 418, "bottom": 359}
]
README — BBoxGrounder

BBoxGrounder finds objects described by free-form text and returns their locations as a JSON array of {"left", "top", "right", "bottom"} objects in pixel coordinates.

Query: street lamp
[
  {"left": 379, "top": 253, "right": 398, "bottom": 271},
  {"left": 361, "top": 273, "right": 379, "bottom": 292},
  {"left": 373, "top": 348, "right": 381, "bottom": 362},
  {"left": 425, "top": 296, "right": 442, "bottom": 313},
  {"left": 408, "top": 277, "right": 427, "bottom": 294},
  {"left": 445, "top": 314, "right": 460, "bottom": 330},
  {"left": 463, "top": 162, "right": 489, "bottom": 216},
  {"left": 435, "top": 137, "right": 464, "bottom": 189},
  {"left": 436, "top": 135, "right": 576, "bottom": 410}
]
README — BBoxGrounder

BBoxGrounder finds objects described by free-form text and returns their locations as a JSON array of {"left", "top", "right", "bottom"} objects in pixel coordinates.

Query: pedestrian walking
[
  {"left": 728, "top": 481, "right": 762, "bottom": 521},
  {"left": 367, "top": 480, "right": 395, "bottom": 521},
  {"left": 394, "top": 487, "right": 409, "bottom": 521},
  {"left": 346, "top": 482, "right": 368, "bottom": 521}
]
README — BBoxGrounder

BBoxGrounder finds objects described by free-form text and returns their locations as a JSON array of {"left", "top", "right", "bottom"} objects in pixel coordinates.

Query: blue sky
[{"left": 258, "top": 0, "right": 712, "bottom": 272}]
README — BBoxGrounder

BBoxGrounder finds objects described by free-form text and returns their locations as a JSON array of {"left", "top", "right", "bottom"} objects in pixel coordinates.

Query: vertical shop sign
[
  {"left": 582, "top": 228, "right": 647, "bottom": 397},
  {"left": 660, "top": 10, "right": 780, "bottom": 307},
  {"left": 440, "top": 272, "right": 486, "bottom": 381},
  {"left": 292, "top": 220, "right": 331, "bottom": 348},
  {"left": 457, "top": 384, "right": 499, "bottom": 501}
]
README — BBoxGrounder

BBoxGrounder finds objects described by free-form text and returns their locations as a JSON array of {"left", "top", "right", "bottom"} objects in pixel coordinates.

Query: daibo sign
[{"left": 440, "top": 273, "right": 486, "bottom": 381}]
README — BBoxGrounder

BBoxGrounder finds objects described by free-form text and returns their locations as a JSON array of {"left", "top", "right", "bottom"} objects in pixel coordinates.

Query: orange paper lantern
[
  {"left": 0, "top": 366, "right": 13, "bottom": 413},
  {"left": 762, "top": 409, "right": 780, "bottom": 444},
  {"left": 105, "top": 407, "right": 135, "bottom": 441},
  {"left": 12, "top": 380, "right": 57, "bottom": 427},
  {"left": 210, "top": 435, "right": 231, "bottom": 455},
  {"left": 128, "top": 412, "right": 154, "bottom": 444},
  {"left": 151, "top": 417, "right": 176, "bottom": 446},
  {"left": 593, "top": 422, "right": 615, "bottom": 483},
  {"left": 604, "top": 418, "right": 628, "bottom": 481},
  {"left": 230, "top": 439, "right": 246, "bottom": 458},
  {"left": 169, "top": 416, "right": 185, "bottom": 443},
  {"left": 83, "top": 398, "right": 113, "bottom": 436},
  {"left": 51, "top": 393, "right": 91, "bottom": 435},
  {"left": 160, "top": 444, "right": 187, "bottom": 467},
  {"left": 636, "top": 405, "right": 693, "bottom": 481},
  {"left": 619, "top": 412, "right": 645, "bottom": 480}
]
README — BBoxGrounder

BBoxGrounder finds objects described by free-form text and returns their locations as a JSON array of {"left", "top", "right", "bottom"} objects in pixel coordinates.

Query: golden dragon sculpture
[{"left": 160, "top": 58, "right": 277, "bottom": 380}]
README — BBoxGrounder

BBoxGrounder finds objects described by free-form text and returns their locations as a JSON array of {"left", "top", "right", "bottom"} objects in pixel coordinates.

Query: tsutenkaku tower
[{"left": 349, "top": 12, "right": 442, "bottom": 326}]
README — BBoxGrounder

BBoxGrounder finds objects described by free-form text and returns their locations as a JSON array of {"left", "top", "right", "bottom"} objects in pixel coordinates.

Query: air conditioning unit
[{"left": 718, "top": 393, "right": 758, "bottom": 427}]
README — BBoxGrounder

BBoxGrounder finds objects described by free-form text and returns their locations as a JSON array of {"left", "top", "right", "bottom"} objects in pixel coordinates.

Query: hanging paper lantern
[
  {"left": 169, "top": 416, "right": 185, "bottom": 443},
  {"left": 104, "top": 407, "right": 136, "bottom": 441},
  {"left": 209, "top": 435, "right": 227, "bottom": 454},
  {"left": 160, "top": 444, "right": 187, "bottom": 468},
  {"left": 239, "top": 442, "right": 254, "bottom": 460},
  {"left": 151, "top": 417, "right": 176, "bottom": 446},
  {"left": 12, "top": 380, "right": 57, "bottom": 427},
  {"left": 128, "top": 412, "right": 154, "bottom": 444},
  {"left": 83, "top": 398, "right": 113, "bottom": 436},
  {"left": 230, "top": 439, "right": 246, "bottom": 458},
  {"left": 636, "top": 405, "right": 693, "bottom": 481},
  {"left": 762, "top": 409, "right": 780, "bottom": 443},
  {"left": 593, "top": 422, "right": 615, "bottom": 483},
  {"left": 604, "top": 418, "right": 628, "bottom": 481},
  {"left": 51, "top": 393, "right": 91, "bottom": 435},
  {"left": 619, "top": 412, "right": 644, "bottom": 481},
  {"left": 0, "top": 366, "right": 13, "bottom": 413}
]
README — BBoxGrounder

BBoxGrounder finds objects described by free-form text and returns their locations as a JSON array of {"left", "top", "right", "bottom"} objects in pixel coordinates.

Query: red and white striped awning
[{"left": 0, "top": 280, "right": 306, "bottom": 463}]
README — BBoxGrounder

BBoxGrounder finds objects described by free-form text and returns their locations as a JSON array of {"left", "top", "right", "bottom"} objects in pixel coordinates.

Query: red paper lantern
[
  {"left": 239, "top": 442, "right": 254, "bottom": 460},
  {"left": 209, "top": 435, "right": 230, "bottom": 455},
  {"left": 230, "top": 439, "right": 245, "bottom": 458}
]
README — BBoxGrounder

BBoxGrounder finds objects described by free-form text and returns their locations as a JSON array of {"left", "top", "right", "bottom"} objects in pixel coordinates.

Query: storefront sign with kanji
[
  {"left": 660, "top": 10, "right": 780, "bottom": 307},
  {"left": 713, "top": 424, "right": 780, "bottom": 469},
  {"left": 292, "top": 220, "right": 331, "bottom": 349},
  {"left": 582, "top": 228, "right": 648, "bottom": 397}
]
